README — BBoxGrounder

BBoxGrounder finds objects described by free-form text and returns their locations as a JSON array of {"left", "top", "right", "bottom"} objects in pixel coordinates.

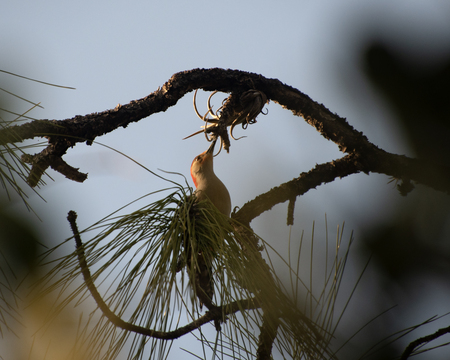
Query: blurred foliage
[
  {"left": 0, "top": 207, "right": 39, "bottom": 273},
  {"left": 362, "top": 39, "right": 450, "bottom": 284},
  {"left": 364, "top": 41, "right": 450, "bottom": 165},
  {"left": 357, "top": 40, "right": 450, "bottom": 359},
  {"left": 0, "top": 202, "right": 41, "bottom": 339}
]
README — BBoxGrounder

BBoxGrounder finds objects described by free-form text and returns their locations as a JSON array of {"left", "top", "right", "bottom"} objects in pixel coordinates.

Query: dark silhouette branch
[
  {"left": 400, "top": 324, "right": 450, "bottom": 360},
  {"left": 22, "top": 143, "right": 87, "bottom": 186},
  {"left": 234, "top": 153, "right": 362, "bottom": 226},
  {"left": 1, "top": 68, "right": 448, "bottom": 195},
  {"left": 234, "top": 148, "right": 450, "bottom": 226},
  {"left": 67, "top": 210, "right": 259, "bottom": 340},
  {"left": 287, "top": 196, "right": 296, "bottom": 226}
]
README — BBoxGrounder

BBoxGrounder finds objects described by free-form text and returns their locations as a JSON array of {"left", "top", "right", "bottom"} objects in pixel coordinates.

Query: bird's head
[{"left": 190, "top": 140, "right": 216, "bottom": 188}]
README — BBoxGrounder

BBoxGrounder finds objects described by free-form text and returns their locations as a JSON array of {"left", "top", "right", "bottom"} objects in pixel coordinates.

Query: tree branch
[
  {"left": 0, "top": 68, "right": 361, "bottom": 151},
  {"left": 234, "top": 153, "right": 362, "bottom": 226},
  {"left": 2, "top": 68, "right": 449, "bottom": 195},
  {"left": 256, "top": 311, "right": 280, "bottom": 360},
  {"left": 234, "top": 148, "right": 450, "bottom": 226},
  {"left": 400, "top": 324, "right": 450, "bottom": 360},
  {"left": 22, "top": 142, "right": 87, "bottom": 186},
  {"left": 67, "top": 210, "right": 259, "bottom": 340}
]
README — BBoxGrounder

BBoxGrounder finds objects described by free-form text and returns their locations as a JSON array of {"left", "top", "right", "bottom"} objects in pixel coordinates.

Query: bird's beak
[{"left": 206, "top": 139, "right": 217, "bottom": 155}]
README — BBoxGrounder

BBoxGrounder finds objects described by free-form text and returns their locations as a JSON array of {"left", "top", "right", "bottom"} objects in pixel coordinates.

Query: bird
[
  {"left": 190, "top": 140, "right": 231, "bottom": 217},
  {"left": 189, "top": 139, "right": 231, "bottom": 316}
]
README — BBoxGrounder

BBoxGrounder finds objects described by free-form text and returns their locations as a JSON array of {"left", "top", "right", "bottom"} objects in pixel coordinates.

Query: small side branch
[
  {"left": 66, "top": 210, "right": 258, "bottom": 340},
  {"left": 21, "top": 134, "right": 86, "bottom": 186},
  {"left": 234, "top": 153, "right": 362, "bottom": 226},
  {"left": 23, "top": 145, "right": 87, "bottom": 186},
  {"left": 287, "top": 196, "right": 296, "bottom": 226},
  {"left": 235, "top": 148, "right": 450, "bottom": 227},
  {"left": 400, "top": 325, "right": 450, "bottom": 360}
]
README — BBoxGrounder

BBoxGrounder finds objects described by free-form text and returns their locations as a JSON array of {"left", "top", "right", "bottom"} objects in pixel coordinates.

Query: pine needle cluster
[{"left": 34, "top": 181, "right": 359, "bottom": 359}]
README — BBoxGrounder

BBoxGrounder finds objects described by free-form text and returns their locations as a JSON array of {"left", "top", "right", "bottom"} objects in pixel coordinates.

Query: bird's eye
[{"left": 196, "top": 155, "right": 202, "bottom": 162}]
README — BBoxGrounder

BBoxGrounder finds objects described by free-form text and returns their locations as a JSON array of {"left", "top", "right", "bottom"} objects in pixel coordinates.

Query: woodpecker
[
  {"left": 189, "top": 139, "right": 231, "bottom": 313},
  {"left": 190, "top": 140, "right": 231, "bottom": 217}
]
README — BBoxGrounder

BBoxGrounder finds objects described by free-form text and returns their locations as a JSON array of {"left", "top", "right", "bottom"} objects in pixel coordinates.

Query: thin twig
[{"left": 400, "top": 325, "right": 450, "bottom": 360}]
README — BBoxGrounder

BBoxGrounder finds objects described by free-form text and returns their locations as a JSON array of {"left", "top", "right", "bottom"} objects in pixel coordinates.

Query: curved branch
[
  {"left": 234, "top": 154, "right": 362, "bottom": 226},
  {"left": 67, "top": 210, "right": 258, "bottom": 340},
  {"left": 234, "top": 149, "right": 450, "bottom": 226},
  {"left": 0, "top": 68, "right": 358, "bottom": 149},
  {"left": 1, "top": 68, "right": 449, "bottom": 195}
]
